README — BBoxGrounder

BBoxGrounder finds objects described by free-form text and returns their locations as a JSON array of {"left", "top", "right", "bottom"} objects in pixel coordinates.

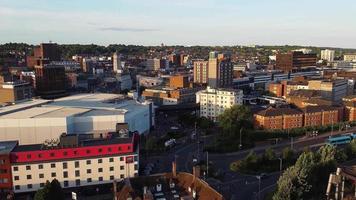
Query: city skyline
[{"left": 1, "top": 0, "right": 356, "bottom": 48}]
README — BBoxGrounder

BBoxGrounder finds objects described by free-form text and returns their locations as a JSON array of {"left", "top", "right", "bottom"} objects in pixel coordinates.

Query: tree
[
  {"left": 34, "top": 179, "right": 65, "bottom": 200},
  {"left": 218, "top": 105, "right": 252, "bottom": 134},
  {"left": 264, "top": 147, "right": 276, "bottom": 161},
  {"left": 282, "top": 147, "right": 294, "bottom": 163}
]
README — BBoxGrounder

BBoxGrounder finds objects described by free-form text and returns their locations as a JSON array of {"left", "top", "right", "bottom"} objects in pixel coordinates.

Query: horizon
[{"left": 1, "top": 0, "right": 356, "bottom": 48}]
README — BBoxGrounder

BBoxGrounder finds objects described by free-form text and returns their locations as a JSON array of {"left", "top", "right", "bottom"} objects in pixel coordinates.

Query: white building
[
  {"left": 196, "top": 87, "right": 243, "bottom": 121},
  {"left": 344, "top": 53, "right": 356, "bottom": 62},
  {"left": 113, "top": 52, "right": 122, "bottom": 73},
  {"left": 10, "top": 134, "right": 139, "bottom": 193},
  {"left": 321, "top": 49, "right": 335, "bottom": 62},
  {"left": 0, "top": 93, "right": 154, "bottom": 145}
]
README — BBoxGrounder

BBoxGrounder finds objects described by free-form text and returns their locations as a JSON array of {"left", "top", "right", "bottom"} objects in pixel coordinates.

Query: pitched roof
[
  {"left": 301, "top": 105, "right": 340, "bottom": 113},
  {"left": 255, "top": 107, "right": 302, "bottom": 117}
]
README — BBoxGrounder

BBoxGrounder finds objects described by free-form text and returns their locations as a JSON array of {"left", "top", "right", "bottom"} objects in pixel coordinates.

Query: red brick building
[{"left": 254, "top": 107, "right": 303, "bottom": 130}]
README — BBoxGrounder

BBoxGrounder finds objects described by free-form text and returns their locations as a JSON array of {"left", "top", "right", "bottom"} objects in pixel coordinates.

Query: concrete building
[
  {"left": 196, "top": 87, "right": 243, "bottom": 121},
  {"left": 321, "top": 49, "right": 335, "bottom": 62},
  {"left": 142, "top": 87, "right": 201, "bottom": 106},
  {"left": 344, "top": 53, "right": 356, "bottom": 62},
  {"left": 116, "top": 74, "right": 133, "bottom": 91},
  {"left": 193, "top": 60, "right": 209, "bottom": 84},
  {"left": 0, "top": 81, "right": 33, "bottom": 104},
  {"left": 308, "top": 79, "right": 348, "bottom": 102},
  {"left": 0, "top": 93, "right": 154, "bottom": 145},
  {"left": 26, "top": 43, "right": 61, "bottom": 69},
  {"left": 8, "top": 132, "right": 139, "bottom": 194},
  {"left": 208, "top": 52, "right": 233, "bottom": 88},
  {"left": 145, "top": 59, "right": 161, "bottom": 71},
  {"left": 113, "top": 52, "right": 122, "bottom": 73},
  {"left": 137, "top": 76, "right": 163, "bottom": 88}
]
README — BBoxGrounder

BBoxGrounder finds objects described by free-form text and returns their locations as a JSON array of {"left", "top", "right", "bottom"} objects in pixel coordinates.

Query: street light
[
  {"left": 239, "top": 128, "right": 243, "bottom": 149},
  {"left": 278, "top": 158, "right": 283, "bottom": 175},
  {"left": 256, "top": 175, "right": 261, "bottom": 200}
]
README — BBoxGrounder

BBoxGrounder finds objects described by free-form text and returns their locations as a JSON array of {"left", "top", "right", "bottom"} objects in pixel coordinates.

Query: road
[{"left": 143, "top": 117, "right": 356, "bottom": 199}]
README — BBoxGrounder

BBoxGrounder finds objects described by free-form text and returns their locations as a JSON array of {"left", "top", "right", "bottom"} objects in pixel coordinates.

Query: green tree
[
  {"left": 282, "top": 147, "right": 294, "bottom": 163},
  {"left": 218, "top": 105, "right": 252, "bottom": 134},
  {"left": 264, "top": 147, "right": 276, "bottom": 161},
  {"left": 34, "top": 179, "right": 65, "bottom": 200}
]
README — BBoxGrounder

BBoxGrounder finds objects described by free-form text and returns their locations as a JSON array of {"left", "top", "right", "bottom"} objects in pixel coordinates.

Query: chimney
[{"left": 172, "top": 161, "right": 177, "bottom": 177}]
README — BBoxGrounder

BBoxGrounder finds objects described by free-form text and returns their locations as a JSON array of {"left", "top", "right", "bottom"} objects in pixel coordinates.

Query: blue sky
[{"left": 0, "top": 0, "right": 355, "bottom": 48}]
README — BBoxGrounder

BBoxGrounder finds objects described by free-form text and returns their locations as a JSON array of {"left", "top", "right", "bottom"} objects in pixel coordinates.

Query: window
[
  {"left": 110, "top": 167, "right": 114, "bottom": 171},
  {"left": 13, "top": 167, "right": 18, "bottom": 171},
  {"left": 120, "top": 157, "right": 124, "bottom": 161},
  {"left": 75, "top": 161, "right": 79, "bottom": 168},
  {"left": 14, "top": 176, "right": 19, "bottom": 181},
  {"left": 27, "top": 184, "right": 32, "bottom": 189},
  {"left": 26, "top": 166, "right": 31, "bottom": 170},
  {"left": 86, "top": 150, "right": 91, "bottom": 154},
  {"left": 14, "top": 185, "right": 20, "bottom": 190},
  {"left": 134, "top": 164, "right": 138, "bottom": 171},
  {"left": 108, "top": 147, "right": 112, "bottom": 152},
  {"left": 134, "top": 156, "right": 138, "bottom": 162},
  {"left": 38, "top": 154, "right": 42, "bottom": 158},
  {"left": 27, "top": 175, "right": 32, "bottom": 180},
  {"left": 98, "top": 159, "right": 102, "bottom": 164},
  {"left": 73, "top": 151, "right": 78, "bottom": 155},
  {"left": 128, "top": 146, "right": 131, "bottom": 150},
  {"left": 120, "top": 174, "right": 124, "bottom": 179},
  {"left": 63, "top": 181, "right": 69, "bottom": 187},
  {"left": 87, "top": 169, "right": 91, "bottom": 174},
  {"left": 63, "top": 171, "right": 68, "bottom": 178},
  {"left": 63, "top": 162, "right": 68, "bottom": 169},
  {"left": 63, "top": 152, "right": 68, "bottom": 156},
  {"left": 87, "top": 178, "right": 92, "bottom": 183},
  {"left": 110, "top": 175, "right": 114, "bottom": 180},
  {"left": 51, "top": 163, "right": 56, "bottom": 168},
  {"left": 51, "top": 173, "right": 56, "bottom": 177},
  {"left": 38, "top": 164, "right": 43, "bottom": 169},
  {"left": 98, "top": 148, "right": 102, "bottom": 153},
  {"left": 86, "top": 160, "right": 91, "bottom": 165},
  {"left": 75, "top": 179, "right": 80, "bottom": 186},
  {"left": 75, "top": 170, "right": 80, "bottom": 177},
  {"left": 98, "top": 168, "right": 103, "bottom": 173},
  {"left": 50, "top": 153, "right": 55, "bottom": 157},
  {"left": 98, "top": 177, "right": 103, "bottom": 181},
  {"left": 26, "top": 154, "right": 31, "bottom": 159},
  {"left": 118, "top": 147, "right": 122, "bottom": 151},
  {"left": 120, "top": 166, "right": 124, "bottom": 170},
  {"left": 109, "top": 158, "right": 114, "bottom": 162},
  {"left": 40, "top": 183, "right": 45, "bottom": 187},
  {"left": 39, "top": 174, "right": 44, "bottom": 178}
]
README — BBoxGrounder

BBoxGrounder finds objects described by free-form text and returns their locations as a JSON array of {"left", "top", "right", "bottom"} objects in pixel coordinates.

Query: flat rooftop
[
  {"left": 12, "top": 135, "right": 134, "bottom": 153},
  {"left": 0, "top": 93, "right": 148, "bottom": 119},
  {"left": 0, "top": 141, "right": 18, "bottom": 154}
]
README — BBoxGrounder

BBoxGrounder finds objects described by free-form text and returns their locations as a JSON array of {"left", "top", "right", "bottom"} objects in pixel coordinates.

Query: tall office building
[
  {"left": 26, "top": 43, "right": 61, "bottom": 68},
  {"left": 35, "top": 64, "right": 66, "bottom": 98},
  {"left": 113, "top": 52, "right": 122, "bottom": 73},
  {"left": 276, "top": 51, "right": 317, "bottom": 72},
  {"left": 193, "top": 60, "right": 209, "bottom": 84},
  {"left": 208, "top": 52, "right": 233, "bottom": 88},
  {"left": 321, "top": 49, "right": 335, "bottom": 62}
]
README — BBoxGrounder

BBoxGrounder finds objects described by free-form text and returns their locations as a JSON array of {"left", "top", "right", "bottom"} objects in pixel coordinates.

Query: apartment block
[{"left": 196, "top": 87, "right": 243, "bottom": 121}]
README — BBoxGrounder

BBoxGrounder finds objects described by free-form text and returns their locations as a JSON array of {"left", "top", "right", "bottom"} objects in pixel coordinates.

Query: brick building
[
  {"left": 193, "top": 60, "right": 209, "bottom": 84},
  {"left": 169, "top": 75, "right": 189, "bottom": 89},
  {"left": 302, "top": 106, "right": 341, "bottom": 127},
  {"left": 276, "top": 51, "right": 317, "bottom": 72},
  {"left": 254, "top": 107, "right": 303, "bottom": 130},
  {"left": 35, "top": 64, "right": 66, "bottom": 98}
]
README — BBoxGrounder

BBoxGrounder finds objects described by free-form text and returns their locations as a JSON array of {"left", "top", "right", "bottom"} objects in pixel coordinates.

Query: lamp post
[
  {"left": 256, "top": 175, "right": 261, "bottom": 200},
  {"left": 239, "top": 127, "right": 243, "bottom": 149},
  {"left": 278, "top": 158, "right": 283, "bottom": 175}
]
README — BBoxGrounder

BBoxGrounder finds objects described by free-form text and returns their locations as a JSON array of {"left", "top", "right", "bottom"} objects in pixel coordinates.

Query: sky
[{"left": 0, "top": 0, "right": 356, "bottom": 48}]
